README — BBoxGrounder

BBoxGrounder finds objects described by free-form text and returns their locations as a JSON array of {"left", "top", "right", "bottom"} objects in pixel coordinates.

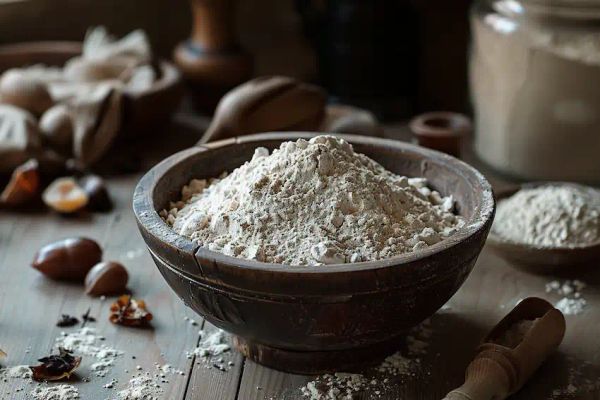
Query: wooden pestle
[
  {"left": 445, "top": 297, "right": 566, "bottom": 400},
  {"left": 173, "top": 0, "right": 253, "bottom": 111}
]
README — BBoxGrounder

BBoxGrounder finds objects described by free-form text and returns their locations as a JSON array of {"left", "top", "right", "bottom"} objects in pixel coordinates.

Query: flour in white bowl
[
  {"left": 492, "top": 185, "right": 600, "bottom": 248},
  {"left": 163, "top": 136, "right": 464, "bottom": 266}
]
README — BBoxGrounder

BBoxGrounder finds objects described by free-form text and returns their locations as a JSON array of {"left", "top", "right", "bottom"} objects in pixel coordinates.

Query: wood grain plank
[
  {"left": 236, "top": 360, "right": 310, "bottom": 400},
  {"left": 184, "top": 320, "right": 244, "bottom": 400},
  {"left": 0, "top": 176, "right": 200, "bottom": 400}
]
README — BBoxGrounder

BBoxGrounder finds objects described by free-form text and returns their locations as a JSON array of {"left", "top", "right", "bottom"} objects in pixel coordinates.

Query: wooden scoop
[{"left": 445, "top": 297, "right": 566, "bottom": 400}]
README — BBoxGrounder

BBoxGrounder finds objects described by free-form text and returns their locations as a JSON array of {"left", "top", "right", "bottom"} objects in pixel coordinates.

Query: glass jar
[{"left": 470, "top": 0, "right": 600, "bottom": 183}]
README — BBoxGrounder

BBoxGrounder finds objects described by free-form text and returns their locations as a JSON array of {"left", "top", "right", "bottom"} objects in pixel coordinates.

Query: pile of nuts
[
  {"left": 0, "top": 27, "right": 155, "bottom": 212},
  {"left": 32, "top": 237, "right": 128, "bottom": 296}
]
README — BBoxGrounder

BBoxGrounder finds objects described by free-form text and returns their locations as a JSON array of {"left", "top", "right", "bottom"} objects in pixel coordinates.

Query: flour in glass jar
[{"left": 163, "top": 136, "right": 464, "bottom": 266}]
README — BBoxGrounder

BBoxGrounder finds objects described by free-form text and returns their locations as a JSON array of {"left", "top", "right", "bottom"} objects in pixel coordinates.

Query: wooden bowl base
[{"left": 232, "top": 334, "right": 403, "bottom": 375}]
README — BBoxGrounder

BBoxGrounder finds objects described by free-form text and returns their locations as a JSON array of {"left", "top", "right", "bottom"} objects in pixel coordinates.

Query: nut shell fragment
[
  {"left": 32, "top": 237, "right": 102, "bottom": 281},
  {"left": 0, "top": 104, "right": 41, "bottom": 174},
  {"left": 30, "top": 348, "right": 81, "bottom": 382},
  {"left": 42, "top": 177, "right": 89, "bottom": 213},
  {"left": 79, "top": 174, "right": 112, "bottom": 211},
  {"left": 109, "top": 295, "right": 152, "bottom": 327},
  {"left": 72, "top": 83, "right": 123, "bottom": 167},
  {"left": 200, "top": 76, "right": 327, "bottom": 143},
  {"left": 0, "top": 159, "right": 39, "bottom": 207},
  {"left": 85, "top": 261, "right": 128, "bottom": 296}
]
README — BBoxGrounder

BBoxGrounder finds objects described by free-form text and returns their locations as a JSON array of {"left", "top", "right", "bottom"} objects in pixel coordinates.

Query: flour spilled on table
[
  {"left": 55, "top": 327, "right": 123, "bottom": 377},
  {"left": 186, "top": 329, "right": 234, "bottom": 372},
  {"left": 30, "top": 384, "right": 80, "bottom": 400},
  {"left": 0, "top": 323, "right": 191, "bottom": 400},
  {"left": 546, "top": 279, "right": 587, "bottom": 315},
  {"left": 165, "top": 135, "right": 464, "bottom": 266},
  {"left": 300, "top": 319, "right": 433, "bottom": 399}
]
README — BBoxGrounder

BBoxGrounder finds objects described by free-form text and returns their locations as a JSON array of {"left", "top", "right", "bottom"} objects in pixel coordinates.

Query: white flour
[
  {"left": 55, "top": 327, "right": 123, "bottom": 377},
  {"left": 492, "top": 186, "right": 600, "bottom": 248},
  {"left": 166, "top": 136, "right": 463, "bottom": 265},
  {"left": 300, "top": 319, "right": 432, "bottom": 399},
  {"left": 493, "top": 319, "right": 537, "bottom": 348},
  {"left": 546, "top": 279, "right": 587, "bottom": 315},
  {"left": 117, "top": 374, "right": 162, "bottom": 400},
  {"left": 2, "top": 365, "right": 32, "bottom": 378},
  {"left": 186, "top": 329, "right": 233, "bottom": 372},
  {"left": 30, "top": 384, "right": 79, "bottom": 400}
]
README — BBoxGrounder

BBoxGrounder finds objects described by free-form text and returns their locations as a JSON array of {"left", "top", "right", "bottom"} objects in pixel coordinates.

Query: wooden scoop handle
[{"left": 444, "top": 297, "right": 565, "bottom": 400}]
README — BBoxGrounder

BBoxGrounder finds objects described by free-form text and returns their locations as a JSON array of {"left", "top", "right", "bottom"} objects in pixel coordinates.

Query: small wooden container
[{"left": 409, "top": 111, "right": 472, "bottom": 158}]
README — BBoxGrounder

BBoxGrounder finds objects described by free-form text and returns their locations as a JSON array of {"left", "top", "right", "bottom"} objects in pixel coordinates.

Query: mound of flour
[
  {"left": 165, "top": 136, "right": 464, "bottom": 265},
  {"left": 493, "top": 185, "right": 600, "bottom": 248}
]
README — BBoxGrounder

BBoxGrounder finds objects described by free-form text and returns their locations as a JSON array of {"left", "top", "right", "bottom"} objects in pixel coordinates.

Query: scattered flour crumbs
[
  {"left": 56, "top": 327, "right": 123, "bottom": 377},
  {"left": 300, "top": 319, "right": 433, "bottom": 400},
  {"left": 0, "top": 321, "right": 199, "bottom": 400},
  {"left": 163, "top": 135, "right": 464, "bottom": 265},
  {"left": 546, "top": 279, "right": 587, "bottom": 315}
]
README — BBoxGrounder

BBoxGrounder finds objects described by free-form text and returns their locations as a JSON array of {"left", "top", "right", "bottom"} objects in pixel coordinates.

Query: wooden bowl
[
  {"left": 487, "top": 182, "right": 600, "bottom": 274},
  {"left": 133, "top": 132, "right": 495, "bottom": 374},
  {"left": 0, "top": 41, "right": 183, "bottom": 137}
]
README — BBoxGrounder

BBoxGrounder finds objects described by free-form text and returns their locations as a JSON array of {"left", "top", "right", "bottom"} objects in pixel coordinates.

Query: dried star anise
[
  {"left": 81, "top": 308, "right": 96, "bottom": 326},
  {"left": 109, "top": 295, "right": 152, "bottom": 327},
  {"left": 56, "top": 314, "right": 79, "bottom": 327},
  {"left": 30, "top": 347, "right": 81, "bottom": 381}
]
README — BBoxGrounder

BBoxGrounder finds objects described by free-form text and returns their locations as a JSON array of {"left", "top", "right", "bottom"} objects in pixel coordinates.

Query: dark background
[{"left": 0, "top": 0, "right": 472, "bottom": 119}]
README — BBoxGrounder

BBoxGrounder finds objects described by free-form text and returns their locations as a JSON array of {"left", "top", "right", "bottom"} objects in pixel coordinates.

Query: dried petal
[
  {"left": 81, "top": 308, "right": 96, "bottom": 326},
  {"left": 0, "top": 349, "right": 6, "bottom": 358},
  {"left": 30, "top": 348, "right": 81, "bottom": 382},
  {"left": 109, "top": 295, "right": 152, "bottom": 327},
  {"left": 42, "top": 177, "right": 89, "bottom": 213},
  {"left": 83, "top": 27, "right": 151, "bottom": 64},
  {"left": 56, "top": 314, "right": 79, "bottom": 327},
  {"left": 0, "top": 159, "right": 39, "bottom": 207}
]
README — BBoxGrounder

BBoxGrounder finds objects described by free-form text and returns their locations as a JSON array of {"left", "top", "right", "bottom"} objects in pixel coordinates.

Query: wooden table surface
[{"left": 1, "top": 115, "right": 599, "bottom": 400}]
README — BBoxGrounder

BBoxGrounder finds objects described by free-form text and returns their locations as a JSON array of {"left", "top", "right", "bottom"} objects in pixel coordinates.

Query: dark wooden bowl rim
[{"left": 134, "top": 132, "right": 495, "bottom": 275}]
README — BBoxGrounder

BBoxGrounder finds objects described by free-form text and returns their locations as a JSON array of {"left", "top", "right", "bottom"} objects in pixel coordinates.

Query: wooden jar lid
[{"left": 409, "top": 111, "right": 472, "bottom": 158}]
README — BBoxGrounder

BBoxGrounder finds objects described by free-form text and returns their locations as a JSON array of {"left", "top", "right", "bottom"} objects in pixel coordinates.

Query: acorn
[
  {"left": 85, "top": 261, "right": 129, "bottom": 296},
  {"left": 32, "top": 237, "right": 102, "bottom": 281},
  {"left": 0, "top": 69, "right": 53, "bottom": 116},
  {"left": 39, "top": 104, "right": 73, "bottom": 156},
  {"left": 199, "top": 75, "right": 327, "bottom": 144}
]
